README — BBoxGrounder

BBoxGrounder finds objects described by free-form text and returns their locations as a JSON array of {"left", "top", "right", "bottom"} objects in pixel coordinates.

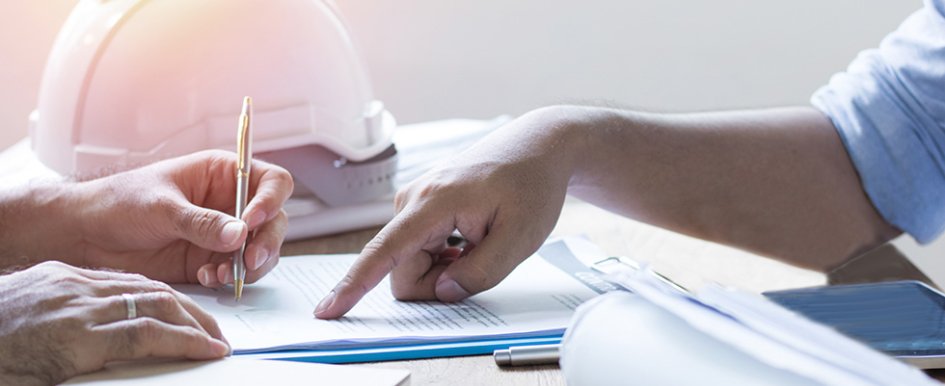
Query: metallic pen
[
  {"left": 493, "top": 344, "right": 560, "bottom": 367},
  {"left": 234, "top": 96, "right": 253, "bottom": 300}
]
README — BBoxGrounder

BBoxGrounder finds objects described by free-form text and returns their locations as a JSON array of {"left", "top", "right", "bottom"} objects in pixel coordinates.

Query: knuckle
[
  {"left": 267, "top": 210, "right": 289, "bottom": 234},
  {"left": 272, "top": 167, "right": 294, "bottom": 190},
  {"left": 204, "top": 149, "right": 231, "bottom": 159},
  {"left": 202, "top": 150, "right": 234, "bottom": 174},
  {"left": 60, "top": 272, "right": 86, "bottom": 284},
  {"left": 390, "top": 281, "right": 419, "bottom": 301},
  {"left": 360, "top": 230, "right": 397, "bottom": 262},
  {"left": 30, "top": 261, "right": 73, "bottom": 282},
  {"left": 416, "top": 182, "right": 439, "bottom": 199},
  {"left": 389, "top": 283, "right": 410, "bottom": 300},
  {"left": 338, "top": 273, "right": 372, "bottom": 299},
  {"left": 393, "top": 189, "right": 409, "bottom": 211},
  {"left": 178, "top": 327, "right": 209, "bottom": 350},
  {"left": 144, "top": 279, "right": 174, "bottom": 292},
  {"left": 52, "top": 273, "right": 90, "bottom": 289},
  {"left": 183, "top": 208, "right": 218, "bottom": 236},
  {"left": 193, "top": 149, "right": 231, "bottom": 165},
  {"left": 412, "top": 182, "right": 458, "bottom": 209},
  {"left": 116, "top": 270, "right": 151, "bottom": 282},
  {"left": 357, "top": 246, "right": 397, "bottom": 274},
  {"left": 463, "top": 262, "right": 497, "bottom": 292},
  {"left": 151, "top": 194, "right": 177, "bottom": 212},
  {"left": 35, "top": 260, "right": 68, "bottom": 270},
  {"left": 361, "top": 236, "right": 386, "bottom": 257},
  {"left": 150, "top": 292, "right": 180, "bottom": 314},
  {"left": 131, "top": 318, "right": 162, "bottom": 346}
]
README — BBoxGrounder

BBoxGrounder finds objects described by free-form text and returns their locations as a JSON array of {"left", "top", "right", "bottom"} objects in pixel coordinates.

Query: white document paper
[
  {"left": 64, "top": 357, "right": 409, "bottom": 386},
  {"left": 174, "top": 238, "right": 602, "bottom": 354}
]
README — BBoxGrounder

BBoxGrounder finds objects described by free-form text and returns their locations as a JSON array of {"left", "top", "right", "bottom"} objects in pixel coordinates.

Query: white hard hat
[{"left": 31, "top": 0, "right": 397, "bottom": 206}]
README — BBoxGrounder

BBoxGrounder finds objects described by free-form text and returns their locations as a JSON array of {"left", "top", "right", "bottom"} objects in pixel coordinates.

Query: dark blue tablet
[{"left": 764, "top": 280, "right": 945, "bottom": 369}]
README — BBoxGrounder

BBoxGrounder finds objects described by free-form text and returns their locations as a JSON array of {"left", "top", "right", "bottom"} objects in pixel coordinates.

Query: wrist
[
  {"left": 522, "top": 105, "right": 632, "bottom": 190},
  {"left": 509, "top": 105, "right": 591, "bottom": 183},
  {"left": 0, "top": 182, "right": 85, "bottom": 268},
  {"left": 553, "top": 106, "right": 650, "bottom": 191}
]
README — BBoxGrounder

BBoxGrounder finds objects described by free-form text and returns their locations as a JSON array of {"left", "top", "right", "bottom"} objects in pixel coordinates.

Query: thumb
[
  {"left": 172, "top": 203, "right": 247, "bottom": 252},
  {"left": 433, "top": 233, "right": 532, "bottom": 302}
]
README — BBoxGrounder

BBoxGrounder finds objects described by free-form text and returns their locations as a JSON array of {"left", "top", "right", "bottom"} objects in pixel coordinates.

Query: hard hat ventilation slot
[{"left": 258, "top": 143, "right": 397, "bottom": 207}]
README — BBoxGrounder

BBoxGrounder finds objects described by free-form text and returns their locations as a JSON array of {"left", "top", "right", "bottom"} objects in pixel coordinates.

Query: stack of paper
[
  {"left": 608, "top": 268, "right": 939, "bottom": 386},
  {"left": 175, "top": 237, "right": 609, "bottom": 363}
]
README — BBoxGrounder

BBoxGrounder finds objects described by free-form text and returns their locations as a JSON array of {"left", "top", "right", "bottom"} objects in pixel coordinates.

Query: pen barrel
[
  {"left": 235, "top": 172, "right": 250, "bottom": 219},
  {"left": 233, "top": 173, "right": 250, "bottom": 282},
  {"left": 494, "top": 344, "right": 560, "bottom": 366}
]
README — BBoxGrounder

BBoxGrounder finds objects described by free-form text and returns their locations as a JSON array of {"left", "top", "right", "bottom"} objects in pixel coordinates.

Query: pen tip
[{"left": 235, "top": 279, "right": 244, "bottom": 301}]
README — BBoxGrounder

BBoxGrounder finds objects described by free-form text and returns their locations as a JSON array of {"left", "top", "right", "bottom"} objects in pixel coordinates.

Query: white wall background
[
  {"left": 335, "top": 0, "right": 921, "bottom": 120},
  {"left": 0, "top": 0, "right": 921, "bottom": 150}
]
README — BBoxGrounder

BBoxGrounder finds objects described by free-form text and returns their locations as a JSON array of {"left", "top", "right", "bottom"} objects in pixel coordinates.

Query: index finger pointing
[{"left": 313, "top": 208, "right": 453, "bottom": 319}]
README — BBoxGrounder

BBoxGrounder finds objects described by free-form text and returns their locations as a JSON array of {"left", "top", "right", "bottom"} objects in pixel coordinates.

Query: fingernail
[
  {"left": 220, "top": 221, "right": 244, "bottom": 246},
  {"left": 314, "top": 290, "right": 336, "bottom": 317},
  {"left": 210, "top": 339, "right": 230, "bottom": 357},
  {"left": 207, "top": 338, "right": 230, "bottom": 358},
  {"left": 223, "top": 269, "right": 234, "bottom": 285},
  {"left": 435, "top": 279, "right": 470, "bottom": 302},
  {"left": 247, "top": 210, "right": 267, "bottom": 229},
  {"left": 200, "top": 269, "right": 212, "bottom": 286},
  {"left": 252, "top": 248, "right": 269, "bottom": 270}
]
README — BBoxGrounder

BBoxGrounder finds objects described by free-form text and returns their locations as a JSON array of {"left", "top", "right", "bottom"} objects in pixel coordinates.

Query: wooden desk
[{"left": 282, "top": 198, "right": 829, "bottom": 385}]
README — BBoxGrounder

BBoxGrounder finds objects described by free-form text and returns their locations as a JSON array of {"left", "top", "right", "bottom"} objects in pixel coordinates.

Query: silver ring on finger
[{"left": 121, "top": 293, "right": 137, "bottom": 320}]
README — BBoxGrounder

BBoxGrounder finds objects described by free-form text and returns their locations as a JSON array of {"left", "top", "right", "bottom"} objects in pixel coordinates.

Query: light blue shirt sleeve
[{"left": 811, "top": 0, "right": 945, "bottom": 243}]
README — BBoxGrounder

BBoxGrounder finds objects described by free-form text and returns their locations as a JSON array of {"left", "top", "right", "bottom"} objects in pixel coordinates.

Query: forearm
[
  {"left": 0, "top": 182, "right": 84, "bottom": 269},
  {"left": 552, "top": 105, "right": 898, "bottom": 271}
]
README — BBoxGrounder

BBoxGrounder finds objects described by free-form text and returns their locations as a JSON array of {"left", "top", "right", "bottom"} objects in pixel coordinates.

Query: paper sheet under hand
[{"left": 174, "top": 238, "right": 602, "bottom": 354}]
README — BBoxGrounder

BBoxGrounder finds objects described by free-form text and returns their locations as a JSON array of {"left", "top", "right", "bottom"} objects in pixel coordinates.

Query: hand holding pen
[{"left": 55, "top": 148, "right": 292, "bottom": 289}]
